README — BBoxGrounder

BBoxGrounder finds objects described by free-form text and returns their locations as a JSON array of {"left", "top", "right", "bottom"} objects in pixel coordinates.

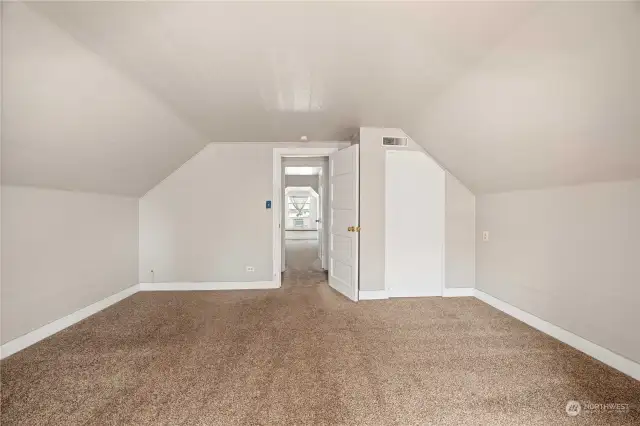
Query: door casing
[{"left": 272, "top": 147, "right": 341, "bottom": 287}]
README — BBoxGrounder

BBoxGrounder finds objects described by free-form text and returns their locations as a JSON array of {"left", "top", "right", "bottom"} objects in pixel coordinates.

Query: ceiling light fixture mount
[{"left": 300, "top": 136, "right": 308, "bottom": 141}]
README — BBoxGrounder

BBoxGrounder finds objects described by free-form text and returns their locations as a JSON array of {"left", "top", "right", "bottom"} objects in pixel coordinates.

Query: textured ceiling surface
[{"left": 2, "top": 1, "right": 638, "bottom": 195}]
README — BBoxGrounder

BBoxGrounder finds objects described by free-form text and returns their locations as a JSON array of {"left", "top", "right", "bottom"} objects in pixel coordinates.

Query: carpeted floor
[
  {"left": 285, "top": 239, "right": 323, "bottom": 272},
  {"left": 2, "top": 243, "right": 639, "bottom": 424}
]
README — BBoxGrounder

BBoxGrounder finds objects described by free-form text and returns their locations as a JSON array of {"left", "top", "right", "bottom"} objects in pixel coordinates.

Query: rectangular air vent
[{"left": 382, "top": 137, "right": 408, "bottom": 147}]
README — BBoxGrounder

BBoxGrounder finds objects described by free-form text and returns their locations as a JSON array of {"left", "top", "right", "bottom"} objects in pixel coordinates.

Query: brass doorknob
[{"left": 347, "top": 226, "right": 353, "bottom": 232}]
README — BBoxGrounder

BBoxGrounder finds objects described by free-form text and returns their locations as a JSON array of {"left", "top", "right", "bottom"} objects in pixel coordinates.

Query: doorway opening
[
  {"left": 282, "top": 161, "right": 328, "bottom": 275},
  {"left": 272, "top": 145, "right": 360, "bottom": 301}
]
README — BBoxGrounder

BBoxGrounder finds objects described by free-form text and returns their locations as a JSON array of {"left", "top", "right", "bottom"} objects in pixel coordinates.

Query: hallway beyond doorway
[{"left": 284, "top": 239, "right": 323, "bottom": 273}]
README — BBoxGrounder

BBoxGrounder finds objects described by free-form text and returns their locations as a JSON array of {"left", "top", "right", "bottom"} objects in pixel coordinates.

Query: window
[{"left": 288, "top": 196, "right": 310, "bottom": 218}]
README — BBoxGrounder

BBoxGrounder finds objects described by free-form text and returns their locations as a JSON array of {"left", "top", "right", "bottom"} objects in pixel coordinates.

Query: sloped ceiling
[
  {"left": 406, "top": 1, "right": 640, "bottom": 193},
  {"left": 1, "top": 2, "right": 209, "bottom": 196},
  {"left": 1, "top": 1, "right": 537, "bottom": 196},
  {"left": 2, "top": 1, "right": 638, "bottom": 195}
]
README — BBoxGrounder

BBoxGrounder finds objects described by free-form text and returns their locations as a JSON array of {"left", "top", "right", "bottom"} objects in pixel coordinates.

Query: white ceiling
[
  {"left": 2, "top": 2, "right": 209, "bottom": 196},
  {"left": 25, "top": 1, "right": 539, "bottom": 142},
  {"left": 1, "top": 1, "right": 536, "bottom": 195},
  {"left": 406, "top": 1, "right": 640, "bottom": 192},
  {"left": 2, "top": 1, "right": 638, "bottom": 195}
]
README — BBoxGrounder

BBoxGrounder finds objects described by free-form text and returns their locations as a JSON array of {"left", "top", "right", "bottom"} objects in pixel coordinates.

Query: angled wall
[
  {"left": 1, "top": 2, "right": 206, "bottom": 197},
  {"left": 476, "top": 179, "right": 640, "bottom": 364},
  {"left": 1, "top": 186, "right": 139, "bottom": 344},
  {"left": 407, "top": 1, "right": 640, "bottom": 366},
  {"left": 408, "top": 1, "right": 640, "bottom": 193},
  {"left": 1, "top": 2, "right": 172, "bottom": 348}
]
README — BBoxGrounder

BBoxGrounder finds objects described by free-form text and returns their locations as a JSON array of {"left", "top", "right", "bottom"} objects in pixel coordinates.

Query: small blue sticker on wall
[{"left": 266, "top": 200, "right": 272, "bottom": 209}]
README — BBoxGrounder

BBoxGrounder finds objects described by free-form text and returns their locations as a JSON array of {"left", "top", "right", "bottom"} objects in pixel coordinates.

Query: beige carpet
[
  {"left": 2, "top": 247, "right": 639, "bottom": 425},
  {"left": 285, "top": 239, "right": 323, "bottom": 272}
]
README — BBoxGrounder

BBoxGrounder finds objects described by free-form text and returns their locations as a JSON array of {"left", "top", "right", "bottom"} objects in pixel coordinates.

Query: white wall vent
[{"left": 382, "top": 137, "right": 408, "bottom": 147}]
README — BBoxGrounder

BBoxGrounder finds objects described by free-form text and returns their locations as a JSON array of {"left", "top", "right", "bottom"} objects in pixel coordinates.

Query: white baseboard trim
[
  {"left": 474, "top": 289, "right": 640, "bottom": 381},
  {"left": 442, "top": 287, "right": 474, "bottom": 297},
  {"left": 139, "top": 281, "right": 279, "bottom": 291},
  {"left": 5, "top": 282, "right": 637, "bottom": 382},
  {"left": 1, "top": 280, "right": 281, "bottom": 359},
  {"left": 363, "top": 288, "right": 473, "bottom": 299},
  {"left": 1, "top": 284, "right": 140, "bottom": 360},
  {"left": 388, "top": 290, "right": 441, "bottom": 298},
  {"left": 359, "top": 290, "right": 389, "bottom": 300}
]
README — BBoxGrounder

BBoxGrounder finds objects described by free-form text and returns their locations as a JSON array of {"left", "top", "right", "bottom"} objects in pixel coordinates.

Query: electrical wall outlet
[
  {"left": 482, "top": 231, "right": 490, "bottom": 242},
  {"left": 246, "top": 266, "right": 255, "bottom": 272}
]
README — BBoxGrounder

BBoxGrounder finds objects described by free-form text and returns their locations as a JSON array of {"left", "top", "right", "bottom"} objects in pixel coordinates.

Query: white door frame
[{"left": 273, "top": 147, "right": 340, "bottom": 287}]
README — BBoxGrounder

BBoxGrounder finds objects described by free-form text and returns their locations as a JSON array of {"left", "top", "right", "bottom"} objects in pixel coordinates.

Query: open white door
[
  {"left": 329, "top": 145, "right": 359, "bottom": 301},
  {"left": 316, "top": 193, "right": 323, "bottom": 262},
  {"left": 321, "top": 159, "right": 329, "bottom": 270}
]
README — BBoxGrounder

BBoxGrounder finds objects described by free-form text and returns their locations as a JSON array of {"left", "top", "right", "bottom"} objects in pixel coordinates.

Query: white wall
[
  {"left": 359, "top": 127, "right": 475, "bottom": 292},
  {"left": 476, "top": 179, "right": 640, "bottom": 364},
  {"left": 139, "top": 143, "right": 346, "bottom": 284},
  {"left": 359, "top": 127, "right": 427, "bottom": 292},
  {"left": 386, "top": 151, "right": 444, "bottom": 297},
  {"left": 1, "top": 186, "right": 139, "bottom": 344},
  {"left": 445, "top": 174, "right": 475, "bottom": 288}
]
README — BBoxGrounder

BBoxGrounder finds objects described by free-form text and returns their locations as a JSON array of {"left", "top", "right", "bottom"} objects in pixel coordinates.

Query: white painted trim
[
  {"left": 139, "top": 281, "right": 278, "bottom": 291},
  {"left": 358, "top": 290, "right": 389, "bottom": 300},
  {"left": 274, "top": 150, "right": 283, "bottom": 283},
  {"left": 1, "top": 280, "right": 282, "bottom": 358},
  {"left": 1, "top": 284, "right": 139, "bottom": 359},
  {"left": 443, "top": 178, "right": 447, "bottom": 297},
  {"left": 443, "top": 287, "right": 474, "bottom": 297},
  {"left": 4, "top": 280, "right": 637, "bottom": 384},
  {"left": 388, "top": 290, "right": 441, "bottom": 298},
  {"left": 474, "top": 289, "right": 640, "bottom": 381}
]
